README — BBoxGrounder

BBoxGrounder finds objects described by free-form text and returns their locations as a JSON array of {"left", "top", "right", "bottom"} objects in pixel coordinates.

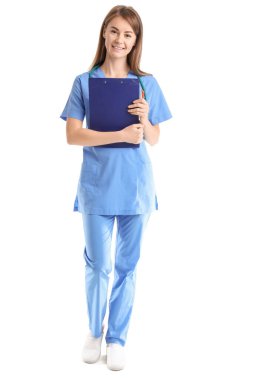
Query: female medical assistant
[
  {"left": 60, "top": 66, "right": 172, "bottom": 348},
  {"left": 60, "top": 65, "right": 172, "bottom": 215}
]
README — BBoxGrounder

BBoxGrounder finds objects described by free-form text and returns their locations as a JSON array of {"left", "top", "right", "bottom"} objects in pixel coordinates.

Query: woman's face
[{"left": 103, "top": 16, "right": 137, "bottom": 59}]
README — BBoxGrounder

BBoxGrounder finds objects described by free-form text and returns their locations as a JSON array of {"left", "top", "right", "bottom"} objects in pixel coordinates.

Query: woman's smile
[{"left": 112, "top": 45, "right": 125, "bottom": 50}]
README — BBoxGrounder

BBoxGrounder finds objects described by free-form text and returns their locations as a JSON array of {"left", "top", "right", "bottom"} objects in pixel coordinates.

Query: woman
[{"left": 60, "top": 5, "right": 172, "bottom": 371}]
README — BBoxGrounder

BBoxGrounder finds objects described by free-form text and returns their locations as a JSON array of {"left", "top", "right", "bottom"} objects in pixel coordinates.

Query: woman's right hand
[{"left": 120, "top": 123, "right": 144, "bottom": 144}]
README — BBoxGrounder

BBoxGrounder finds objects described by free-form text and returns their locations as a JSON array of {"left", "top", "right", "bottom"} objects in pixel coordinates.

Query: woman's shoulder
[
  {"left": 75, "top": 71, "right": 90, "bottom": 81},
  {"left": 139, "top": 73, "right": 159, "bottom": 84},
  {"left": 70, "top": 72, "right": 90, "bottom": 91},
  {"left": 138, "top": 73, "right": 161, "bottom": 91}
]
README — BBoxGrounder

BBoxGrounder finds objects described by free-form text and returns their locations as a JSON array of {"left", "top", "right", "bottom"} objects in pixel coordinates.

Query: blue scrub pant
[{"left": 81, "top": 213, "right": 151, "bottom": 346}]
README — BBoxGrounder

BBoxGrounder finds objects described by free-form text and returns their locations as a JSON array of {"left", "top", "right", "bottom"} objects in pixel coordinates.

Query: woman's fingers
[
  {"left": 128, "top": 107, "right": 144, "bottom": 113},
  {"left": 128, "top": 107, "right": 148, "bottom": 116},
  {"left": 128, "top": 104, "right": 148, "bottom": 113},
  {"left": 128, "top": 98, "right": 149, "bottom": 120},
  {"left": 128, "top": 98, "right": 148, "bottom": 109}
]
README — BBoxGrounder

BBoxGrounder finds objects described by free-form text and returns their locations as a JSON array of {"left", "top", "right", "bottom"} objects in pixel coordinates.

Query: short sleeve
[
  {"left": 147, "top": 76, "right": 172, "bottom": 125},
  {"left": 60, "top": 76, "right": 85, "bottom": 121}
]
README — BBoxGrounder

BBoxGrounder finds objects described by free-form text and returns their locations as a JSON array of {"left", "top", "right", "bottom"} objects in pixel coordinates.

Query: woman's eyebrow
[{"left": 110, "top": 26, "right": 134, "bottom": 33}]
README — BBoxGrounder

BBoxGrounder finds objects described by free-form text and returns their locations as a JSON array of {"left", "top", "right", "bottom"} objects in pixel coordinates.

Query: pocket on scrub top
[
  {"left": 139, "top": 157, "right": 152, "bottom": 165},
  {"left": 80, "top": 162, "right": 99, "bottom": 188},
  {"left": 137, "top": 160, "right": 155, "bottom": 191}
]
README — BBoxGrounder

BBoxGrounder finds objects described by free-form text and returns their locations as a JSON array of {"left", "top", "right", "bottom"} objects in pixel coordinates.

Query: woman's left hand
[{"left": 128, "top": 98, "right": 149, "bottom": 124}]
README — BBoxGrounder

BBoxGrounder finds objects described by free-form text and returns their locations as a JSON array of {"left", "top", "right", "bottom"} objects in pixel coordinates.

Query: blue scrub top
[{"left": 60, "top": 67, "right": 172, "bottom": 215}]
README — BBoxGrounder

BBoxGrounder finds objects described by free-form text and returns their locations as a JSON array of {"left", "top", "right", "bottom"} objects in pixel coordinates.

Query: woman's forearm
[
  {"left": 67, "top": 127, "right": 124, "bottom": 146},
  {"left": 142, "top": 119, "right": 160, "bottom": 145}
]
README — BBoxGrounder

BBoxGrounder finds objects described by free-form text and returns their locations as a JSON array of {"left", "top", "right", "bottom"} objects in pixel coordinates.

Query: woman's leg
[
  {"left": 82, "top": 213, "right": 115, "bottom": 338},
  {"left": 105, "top": 213, "right": 151, "bottom": 346}
]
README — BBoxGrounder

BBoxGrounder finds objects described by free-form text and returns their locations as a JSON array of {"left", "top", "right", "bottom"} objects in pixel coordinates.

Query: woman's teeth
[{"left": 112, "top": 45, "right": 124, "bottom": 50}]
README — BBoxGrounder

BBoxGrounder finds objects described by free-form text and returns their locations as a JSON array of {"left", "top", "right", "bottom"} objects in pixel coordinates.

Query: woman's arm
[
  {"left": 66, "top": 118, "right": 144, "bottom": 146},
  {"left": 66, "top": 118, "right": 124, "bottom": 146},
  {"left": 142, "top": 120, "right": 160, "bottom": 146}
]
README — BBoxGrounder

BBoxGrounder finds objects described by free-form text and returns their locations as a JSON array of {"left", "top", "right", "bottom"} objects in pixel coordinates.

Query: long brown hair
[{"left": 88, "top": 5, "right": 152, "bottom": 76}]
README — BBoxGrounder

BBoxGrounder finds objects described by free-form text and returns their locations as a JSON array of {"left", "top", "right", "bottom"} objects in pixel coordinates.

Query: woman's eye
[{"left": 125, "top": 35, "right": 131, "bottom": 38}]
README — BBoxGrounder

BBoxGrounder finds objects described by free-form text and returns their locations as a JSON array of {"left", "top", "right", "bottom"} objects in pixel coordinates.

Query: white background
[{"left": 0, "top": 0, "right": 252, "bottom": 378}]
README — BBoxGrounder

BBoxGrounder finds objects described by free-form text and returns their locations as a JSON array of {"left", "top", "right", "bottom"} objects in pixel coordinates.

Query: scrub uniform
[{"left": 60, "top": 66, "right": 172, "bottom": 345}]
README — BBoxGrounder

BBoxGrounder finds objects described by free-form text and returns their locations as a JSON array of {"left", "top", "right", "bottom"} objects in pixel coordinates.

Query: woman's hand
[
  {"left": 120, "top": 123, "right": 144, "bottom": 144},
  {"left": 128, "top": 98, "right": 149, "bottom": 124}
]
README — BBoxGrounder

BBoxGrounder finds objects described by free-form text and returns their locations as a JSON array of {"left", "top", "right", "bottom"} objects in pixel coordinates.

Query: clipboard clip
[{"left": 89, "top": 65, "right": 147, "bottom": 100}]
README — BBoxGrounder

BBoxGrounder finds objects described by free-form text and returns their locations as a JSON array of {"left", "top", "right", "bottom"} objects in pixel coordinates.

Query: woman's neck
[{"left": 100, "top": 58, "right": 130, "bottom": 78}]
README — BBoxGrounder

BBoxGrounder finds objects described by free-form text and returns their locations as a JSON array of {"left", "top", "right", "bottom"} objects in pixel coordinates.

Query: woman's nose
[{"left": 115, "top": 33, "right": 124, "bottom": 43}]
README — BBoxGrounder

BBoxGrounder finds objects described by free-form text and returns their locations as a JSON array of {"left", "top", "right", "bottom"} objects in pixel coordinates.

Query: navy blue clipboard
[{"left": 89, "top": 78, "right": 140, "bottom": 148}]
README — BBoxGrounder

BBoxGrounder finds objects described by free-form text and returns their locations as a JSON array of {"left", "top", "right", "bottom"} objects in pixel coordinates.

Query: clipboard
[{"left": 89, "top": 78, "right": 140, "bottom": 148}]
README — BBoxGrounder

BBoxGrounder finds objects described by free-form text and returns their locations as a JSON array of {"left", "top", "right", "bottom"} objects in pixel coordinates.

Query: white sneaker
[
  {"left": 106, "top": 343, "right": 125, "bottom": 371},
  {"left": 82, "top": 331, "right": 103, "bottom": 364}
]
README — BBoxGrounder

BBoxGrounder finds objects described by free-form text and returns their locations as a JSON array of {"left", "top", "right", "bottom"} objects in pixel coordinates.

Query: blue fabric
[
  {"left": 60, "top": 67, "right": 172, "bottom": 215},
  {"left": 82, "top": 212, "right": 151, "bottom": 346}
]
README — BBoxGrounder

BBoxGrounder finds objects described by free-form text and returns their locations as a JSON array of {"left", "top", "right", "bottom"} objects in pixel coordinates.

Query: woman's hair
[{"left": 89, "top": 5, "right": 151, "bottom": 76}]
